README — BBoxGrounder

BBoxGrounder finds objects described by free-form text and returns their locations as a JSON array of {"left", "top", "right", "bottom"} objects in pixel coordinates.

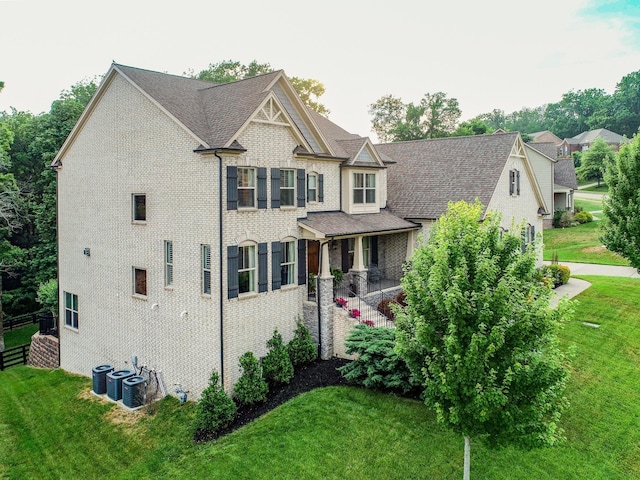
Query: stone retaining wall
[{"left": 27, "top": 333, "right": 60, "bottom": 368}]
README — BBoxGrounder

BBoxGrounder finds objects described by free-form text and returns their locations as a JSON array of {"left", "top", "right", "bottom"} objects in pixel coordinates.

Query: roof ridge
[{"left": 376, "top": 131, "right": 518, "bottom": 147}]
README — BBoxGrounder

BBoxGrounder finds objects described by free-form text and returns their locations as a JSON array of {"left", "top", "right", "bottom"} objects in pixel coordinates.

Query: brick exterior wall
[
  {"left": 27, "top": 333, "right": 60, "bottom": 368},
  {"left": 57, "top": 73, "right": 343, "bottom": 398}
]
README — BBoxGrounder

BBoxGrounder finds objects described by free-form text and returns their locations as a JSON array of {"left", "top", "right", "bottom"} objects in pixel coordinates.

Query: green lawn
[
  {"left": 1, "top": 276, "right": 639, "bottom": 479},
  {"left": 3, "top": 324, "right": 38, "bottom": 350},
  {"left": 543, "top": 220, "right": 629, "bottom": 265},
  {"left": 580, "top": 184, "right": 609, "bottom": 193},
  {"left": 574, "top": 197, "right": 604, "bottom": 214}
]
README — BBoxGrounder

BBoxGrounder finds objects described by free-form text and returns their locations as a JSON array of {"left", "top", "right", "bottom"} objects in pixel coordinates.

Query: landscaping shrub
[
  {"left": 395, "top": 290, "right": 407, "bottom": 306},
  {"left": 574, "top": 211, "right": 593, "bottom": 224},
  {"left": 287, "top": 319, "right": 317, "bottom": 367},
  {"left": 377, "top": 297, "right": 397, "bottom": 320},
  {"left": 539, "top": 264, "right": 571, "bottom": 288},
  {"left": 194, "top": 371, "right": 237, "bottom": 433},
  {"left": 553, "top": 209, "right": 574, "bottom": 228},
  {"left": 338, "top": 324, "right": 419, "bottom": 394},
  {"left": 558, "top": 264, "right": 571, "bottom": 285},
  {"left": 262, "top": 329, "right": 294, "bottom": 385},
  {"left": 234, "top": 352, "right": 268, "bottom": 406}
]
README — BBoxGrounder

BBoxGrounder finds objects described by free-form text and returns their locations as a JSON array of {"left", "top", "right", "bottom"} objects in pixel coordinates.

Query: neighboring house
[
  {"left": 530, "top": 130, "right": 563, "bottom": 156},
  {"left": 559, "top": 128, "right": 629, "bottom": 157},
  {"left": 376, "top": 132, "right": 548, "bottom": 251},
  {"left": 52, "top": 64, "right": 552, "bottom": 398}
]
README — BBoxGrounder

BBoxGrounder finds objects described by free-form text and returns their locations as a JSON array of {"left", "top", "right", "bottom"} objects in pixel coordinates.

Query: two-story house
[{"left": 53, "top": 64, "right": 552, "bottom": 398}]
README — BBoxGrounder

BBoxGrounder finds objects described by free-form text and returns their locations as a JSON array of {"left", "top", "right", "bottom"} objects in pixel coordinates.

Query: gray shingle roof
[
  {"left": 298, "top": 210, "right": 418, "bottom": 237},
  {"left": 376, "top": 133, "right": 520, "bottom": 220},
  {"left": 527, "top": 142, "right": 558, "bottom": 160},
  {"left": 567, "top": 128, "right": 627, "bottom": 145},
  {"left": 554, "top": 158, "right": 578, "bottom": 190},
  {"left": 116, "top": 64, "right": 293, "bottom": 149}
]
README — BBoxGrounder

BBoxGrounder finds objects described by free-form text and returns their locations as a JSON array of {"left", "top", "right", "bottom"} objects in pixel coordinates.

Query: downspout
[
  {"left": 51, "top": 164, "right": 61, "bottom": 367},
  {"left": 213, "top": 151, "right": 225, "bottom": 386}
]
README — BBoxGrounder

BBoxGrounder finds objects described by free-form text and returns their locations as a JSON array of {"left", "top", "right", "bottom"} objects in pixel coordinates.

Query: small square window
[
  {"left": 133, "top": 267, "right": 147, "bottom": 296},
  {"left": 133, "top": 194, "right": 146, "bottom": 222}
]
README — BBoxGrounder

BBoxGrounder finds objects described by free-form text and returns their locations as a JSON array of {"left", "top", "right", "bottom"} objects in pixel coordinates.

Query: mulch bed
[{"left": 194, "top": 357, "right": 351, "bottom": 443}]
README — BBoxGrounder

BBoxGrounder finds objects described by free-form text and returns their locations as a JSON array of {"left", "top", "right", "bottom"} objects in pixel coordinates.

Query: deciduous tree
[
  {"left": 601, "top": 130, "right": 640, "bottom": 269},
  {"left": 192, "top": 60, "right": 329, "bottom": 115},
  {"left": 575, "top": 137, "right": 615, "bottom": 186},
  {"left": 395, "top": 200, "right": 572, "bottom": 480}
]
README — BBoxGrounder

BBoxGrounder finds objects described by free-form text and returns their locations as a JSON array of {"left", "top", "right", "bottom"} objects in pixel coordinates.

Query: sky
[{"left": 1, "top": 0, "right": 640, "bottom": 142}]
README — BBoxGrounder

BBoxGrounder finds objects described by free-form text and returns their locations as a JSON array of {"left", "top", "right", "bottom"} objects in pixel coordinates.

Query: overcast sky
[{"left": 1, "top": 0, "right": 639, "bottom": 141}]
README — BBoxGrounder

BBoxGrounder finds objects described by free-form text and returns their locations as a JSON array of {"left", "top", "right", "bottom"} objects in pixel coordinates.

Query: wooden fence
[
  {"left": 2, "top": 311, "right": 43, "bottom": 332},
  {"left": 0, "top": 344, "right": 30, "bottom": 371}
]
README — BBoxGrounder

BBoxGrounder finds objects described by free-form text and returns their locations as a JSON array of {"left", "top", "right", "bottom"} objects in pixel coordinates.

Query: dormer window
[{"left": 353, "top": 173, "right": 376, "bottom": 204}]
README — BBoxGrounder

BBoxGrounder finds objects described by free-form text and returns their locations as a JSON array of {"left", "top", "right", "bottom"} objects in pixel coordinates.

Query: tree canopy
[
  {"left": 369, "top": 92, "right": 461, "bottom": 142},
  {"left": 192, "top": 59, "right": 329, "bottom": 115},
  {"left": 395, "top": 200, "right": 572, "bottom": 479},
  {"left": 601, "top": 130, "right": 640, "bottom": 269},
  {"left": 575, "top": 137, "right": 615, "bottom": 186}
]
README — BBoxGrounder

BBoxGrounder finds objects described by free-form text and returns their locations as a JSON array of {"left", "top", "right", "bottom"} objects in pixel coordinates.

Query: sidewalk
[{"left": 547, "top": 261, "right": 639, "bottom": 307}]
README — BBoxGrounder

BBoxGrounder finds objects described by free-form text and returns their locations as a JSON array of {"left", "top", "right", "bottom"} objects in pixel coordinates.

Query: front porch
[{"left": 298, "top": 210, "right": 419, "bottom": 359}]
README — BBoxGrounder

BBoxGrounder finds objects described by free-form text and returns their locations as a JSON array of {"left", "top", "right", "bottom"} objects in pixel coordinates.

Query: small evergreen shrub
[
  {"left": 539, "top": 264, "right": 571, "bottom": 288},
  {"left": 194, "top": 371, "right": 237, "bottom": 433},
  {"left": 574, "top": 211, "right": 593, "bottom": 224},
  {"left": 287, "top": 319, "right": 317, "bottom": 367},
  {"left": 262, "top": 329, "right": 294, "bottom": 385},
  {"left": 338, "top": 324, "right": 419, "bottom": 394},
  {"left": 233, "top": 352, "right": 268, "bottom": 406}
]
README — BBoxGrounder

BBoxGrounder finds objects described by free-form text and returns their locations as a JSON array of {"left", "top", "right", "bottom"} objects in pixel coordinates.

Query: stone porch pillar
[{"left": 318, "top": 241, "right": 334, "bottom": 359}]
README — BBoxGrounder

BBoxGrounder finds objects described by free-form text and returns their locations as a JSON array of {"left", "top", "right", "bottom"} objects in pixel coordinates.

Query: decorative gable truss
[{"left": 508, "top": 136, "right": 549, "bottom": 215}]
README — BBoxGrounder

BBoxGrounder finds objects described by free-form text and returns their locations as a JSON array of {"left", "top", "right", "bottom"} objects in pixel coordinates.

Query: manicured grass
[
  {"left": 543, "top": 220, "right": 629, "bottom": 265},
  {"left": 580, "top": 184, "right": 608, "bottom": 193},
  {"left": 1, "top": 276, "right": 639, "bottom": 479},
  {"left": 3, "top": 324, "right": 38, "bottom": 350},
  {"left": 574, "top": 197, "right": 604, "bottom": 214}
]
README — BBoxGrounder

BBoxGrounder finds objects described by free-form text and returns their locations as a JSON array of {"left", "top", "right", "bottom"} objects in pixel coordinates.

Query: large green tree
[
  {"left": 575, "top": 137, "right": 615, "bottom": 186},
  {"left": 193, "top": 59, "right": 329, "bottom": 115},
  {"left": 601, "top": 131, "right": 640, "bottom": 269},
  {"left": 395, "top": 200, "right": 571, "bottom": 480},
  {"left": 610, "top": 70, "right": 640, "bottom": 137},
  {"left": 369, "top": 92, "right": 461, "bottom": 142}
]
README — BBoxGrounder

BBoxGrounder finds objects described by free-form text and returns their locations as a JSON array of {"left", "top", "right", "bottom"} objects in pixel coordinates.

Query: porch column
[
  {"left": 318, "top": 240, "right": 334, "bottom": 359},
  {"left": 352, "top": 235, "right": 365, "bottom": 271},
  {"left": 351, "top": 235, "right": 367, "bottom": 296},
  {"left": 319, "top": 241, "right": 331, "bottom": 279}
]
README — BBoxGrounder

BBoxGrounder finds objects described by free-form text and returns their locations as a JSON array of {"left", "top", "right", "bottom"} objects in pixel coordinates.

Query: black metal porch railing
[{"left": 332, "top": 266, "right": 404, "bottom": 328}]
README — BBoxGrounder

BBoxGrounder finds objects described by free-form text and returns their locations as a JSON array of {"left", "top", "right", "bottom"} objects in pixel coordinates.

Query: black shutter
[
  {"left": 257, "top": 167, "right": 267, "bottom": 209},
  {"left": 297, "top": 168, "right": 306, "bottom": 207},
  {"left": 258, "top": 242, "right": 268, "bottom": 293},
  {"left": 271, "top": 168, "right": 281, "bottom": 208},
  {"left": 531, "top": 225, "right": 536, "bottom": 243},
  {"left": 371, "top": 236, "right": 378, "bottom": 265},
  {"left": 516, "top": 170, "right": 521, "bottom": 195},
  {"left": 227, "top": 166, "right": 238, "bottom": 210},
  {"left": 298, "top": 239, "right": 307, "bottom": 286},
  {"left": 509, "top": 170, "right": 514, "bottom": 196},
  {"left": 271, "top": 241, "right": 281, "bottom": 290},
  {"left": 318, "top": 174, "right": 324, "bottom": 203},
  {"left": 521, "top": 228, "right": 527, "bottom": 253},
  {"left": 227, "top": 245, "right": 239, "bottom": 299},
  {"left": 341, "top": 239, "right": 349, "bottom": 272}
]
